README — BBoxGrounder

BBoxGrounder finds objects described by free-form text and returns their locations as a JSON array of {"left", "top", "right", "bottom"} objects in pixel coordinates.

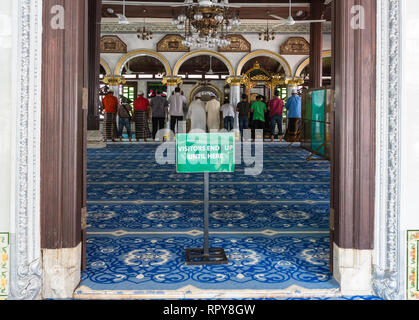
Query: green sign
[{"left": 176, "top": 133, "right": 235, "bottom": 173}]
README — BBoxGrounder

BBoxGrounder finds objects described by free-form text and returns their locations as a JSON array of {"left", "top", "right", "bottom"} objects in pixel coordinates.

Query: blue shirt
[{"left": 285, "top": 95, "right": 302, "bottom": 119}]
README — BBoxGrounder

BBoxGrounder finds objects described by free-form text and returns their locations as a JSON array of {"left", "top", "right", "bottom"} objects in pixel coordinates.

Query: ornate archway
[
  {"left": 189, "top": 83, "right": 223, "bottom": 104},
  {"left": 114, "top": 49, "right": 172, "bottom": 76},
  {"left": 173, "top": 50, "right": 234, "bottom": 76},
  {"left": 236, "top": 50, "right": 292, "bottom": 77},
  {"left": 294, "top": 50, "right": 332, "bottom": 77},
  {"left": 100, "top": 58, "right": 112, "bottom": 76}
]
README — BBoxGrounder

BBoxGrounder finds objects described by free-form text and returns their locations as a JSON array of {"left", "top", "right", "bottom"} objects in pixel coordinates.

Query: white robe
[
  {"left": 205, "top": 99, "right": 221, "bottom": 131},
  {"left": 187, "top": 100, "right": 207, "bottom": 132}
]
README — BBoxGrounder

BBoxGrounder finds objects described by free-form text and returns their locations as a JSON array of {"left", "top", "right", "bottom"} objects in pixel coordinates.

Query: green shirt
[{"left": 251, "top": 101, "right": 267, "bottom": 122}]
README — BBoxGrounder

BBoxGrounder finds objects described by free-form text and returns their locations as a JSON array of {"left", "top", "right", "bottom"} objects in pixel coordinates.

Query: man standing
[
  {"left": 250, "top": 95, "right": 267, "bottom": 142},
  {"left": 102, "top": 90, "right": 118, "bottom": 143},
  {"left": 187, "top": 96, "right": 207, "bottom": 132},
  {"left": 269, "top": 90, "right": 285, "bottom": 142},
  {"left": 284, "top": 88, "right": 302, "bottom": 142},
  {"left": 221, "top": 102, "right": 235, "bottom": 132},
  {"left": 168, "top": 87, "right": 187, "bottom": 135},
  {"left": 237, "top": 94, "right": 251, "bottom": 139},
  {"left": 133, "top": 92, "right": 151, "bottom": 142},
  {"left": 150, "top": 90, "right": 169, "bottom": 142},
  {"left": 117, "top": 96, "right": 133, "bottom": 143},
  {"left": 206, "top": 93, "right": 221, "bottom": 132}
]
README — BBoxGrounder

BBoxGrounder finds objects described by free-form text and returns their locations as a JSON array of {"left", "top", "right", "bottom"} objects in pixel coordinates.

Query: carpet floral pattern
[{"left": 76, "top": 144, "right": 382, "bottom": 300}]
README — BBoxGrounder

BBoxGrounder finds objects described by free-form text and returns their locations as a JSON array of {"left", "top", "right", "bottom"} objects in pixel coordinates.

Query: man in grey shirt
[{"left": 150, "top": 90, "right": 169, "bottom": 142}]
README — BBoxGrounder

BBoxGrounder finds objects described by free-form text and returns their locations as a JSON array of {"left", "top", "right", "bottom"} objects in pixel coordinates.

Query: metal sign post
[
  {"left": 177, "top": 133, "right": 234, "bottom": 266},
  {"left": 185, "top": 172, "right": 228, "bottom": 265}
]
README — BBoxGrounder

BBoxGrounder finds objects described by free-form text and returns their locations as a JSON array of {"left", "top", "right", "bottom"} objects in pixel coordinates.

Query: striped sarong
[
  {"left": 284, "top": 118, "right": 301, "bottom": 142},
  {"left": 104, "top": 112, "right": 116, "bottom": 140},
  {"left": 134, "top": 110, "right": 151, "bottom": 139}
]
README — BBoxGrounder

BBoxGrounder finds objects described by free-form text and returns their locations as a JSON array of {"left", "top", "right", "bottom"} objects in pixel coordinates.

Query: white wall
[
  {"left": 401, "top": 0, "right": 419, "bottom": 297},
  {"left": 0, "top": 0, "right": 13, "bottom": 232},
  {"left": 401, "top": 0, "right": 419, "bottom": 231}
]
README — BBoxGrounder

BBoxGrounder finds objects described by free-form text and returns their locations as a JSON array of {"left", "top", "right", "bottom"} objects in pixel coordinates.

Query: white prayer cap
[
  {"left": 210, "top": 92, "right": 217, "bottom": 97},
  {"left": 139, "top": 91, "right": 144, "bottom": 96},
  {"left": 291, "top": 88, "right": 298, "bottom": 94}
]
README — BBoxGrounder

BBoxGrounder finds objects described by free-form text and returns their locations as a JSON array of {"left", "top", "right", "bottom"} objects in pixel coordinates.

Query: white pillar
[{"left": 227, "top": 77, "right": 242, "bottom": 135}]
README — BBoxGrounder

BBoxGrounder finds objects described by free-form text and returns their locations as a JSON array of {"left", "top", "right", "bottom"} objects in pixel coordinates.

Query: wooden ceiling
[
  {"left": 114, "top": 54, "right": 295, "bottom": 76},
  {"left": 101, "top": 1, "right": 331, "bottom": 21},
  {"left": 178, "top": 56, "right": 229, "bottom": 74}
]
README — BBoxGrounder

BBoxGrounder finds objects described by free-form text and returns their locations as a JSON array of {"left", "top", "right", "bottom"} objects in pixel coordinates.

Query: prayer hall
[{"left": 1, "top": 0, "right": 419, "bottom": 301}]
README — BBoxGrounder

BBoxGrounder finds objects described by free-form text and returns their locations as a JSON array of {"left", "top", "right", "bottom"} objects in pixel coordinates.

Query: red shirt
[
  {"left": 134, "top": 96, "right": 150, "bottom": 111},
  {"left": 103, "top": 94, "right": 118, "bottom": 113},
  {"left": 269, "top": 98, "right": 285, "bottom": 117}
]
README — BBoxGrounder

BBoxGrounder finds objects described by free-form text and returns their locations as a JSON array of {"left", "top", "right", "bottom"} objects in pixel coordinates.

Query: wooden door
[{"left": 41, "top": 0, "right": 101, "bottom": 272}]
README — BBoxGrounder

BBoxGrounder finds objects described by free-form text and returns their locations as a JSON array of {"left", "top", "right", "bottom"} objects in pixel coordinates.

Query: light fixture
[
  {"left": 259, "top": 15, "right": 275, "bottom": 42},
  {"left": 172, "top": 1, "right": 241, "bottom": 48},
  {"left": 137, "top": 10, "right": 153, "bottom": 40}
]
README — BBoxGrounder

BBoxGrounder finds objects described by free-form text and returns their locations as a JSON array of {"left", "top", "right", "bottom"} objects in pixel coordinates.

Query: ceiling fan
[
  {"left": 107, "top": 0, "right": 130, "bottom": 24},
  {"left": 124, "top": 61, "right": 134, "bottom": 74},
  {"left": 195, "top": 56, "right": 226, "bottom": 75},
  {"left": 169, "top": 0, "right": 241, "bottom": 8},
  {"left": 270, "top": 0, "right": 326, "bottom": 26}
]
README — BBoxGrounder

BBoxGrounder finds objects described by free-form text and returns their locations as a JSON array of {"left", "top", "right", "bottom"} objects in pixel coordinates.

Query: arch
[
  {"left": 114, "top": 49, "right": 172, "bottom": 76},
  {"left": 236, "top": 50, "right": 292, "bottom": 77},
  {"left": 294, "top": 50, "right": 332, "bottom": 77},
  {"left": 100, "top": 58, "right": 112, "bottom": 76},
  {"left": 173, "top": 50, "right": 234, "bottom": 76},
  {"left": 189, "top": 83, "right": 223, "bottom": 104}
]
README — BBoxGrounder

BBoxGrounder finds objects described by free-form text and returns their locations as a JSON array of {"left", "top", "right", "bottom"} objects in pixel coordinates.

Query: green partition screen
[{"left": 301, "top": 88, "right": 332, "bottom": 160}]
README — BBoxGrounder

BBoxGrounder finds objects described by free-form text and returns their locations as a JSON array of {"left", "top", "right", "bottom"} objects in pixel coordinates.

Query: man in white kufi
[
  {"left": 205, "top": 93, "right": 221, "bottom": 132},
  {"left": 187, "top": 96, "right": 207, "bottom": 132}
]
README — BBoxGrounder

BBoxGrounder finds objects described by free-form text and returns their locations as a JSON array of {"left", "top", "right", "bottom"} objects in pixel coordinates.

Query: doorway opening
[{"left": 40, "top": 0, "right": 377, "bottom": 300}]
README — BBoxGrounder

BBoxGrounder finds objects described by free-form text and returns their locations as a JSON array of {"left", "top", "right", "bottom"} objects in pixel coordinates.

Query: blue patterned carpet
[{"left": 76, "top": 143, "right": 382, "bottom": 300}]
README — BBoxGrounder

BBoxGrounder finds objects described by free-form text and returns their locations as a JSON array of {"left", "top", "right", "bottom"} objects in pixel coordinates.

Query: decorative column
[
  {"left": 162, "top": 76, "right": 183, "bottom": 97},
  {"left": 285, "top": 77, "right": 305, "bottom": 97},
  {"left": 332, "top": 0, "right": 376, "bottom": 295},
  {"left": 86, "top": 0, "right": 104, "bottom": 149},
  {"left": 309, "top": 0, "right": 324, "bottom": 88},
  {"left": 226, "top": 76, "right": 243, "bottom": 133},
  {"left": 87, "top": 0, "right": 101, "bottom": 131},
  {"left": 40, "top": 0, "right": 88, "bottom": 299}
]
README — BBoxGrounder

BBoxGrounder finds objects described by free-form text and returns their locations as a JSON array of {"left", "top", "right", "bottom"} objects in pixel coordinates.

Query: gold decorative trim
[
  {"left": 100, "top": 58, "right": 112, "bottom": 76},
  {"left": 162, "top": 76, "right": 183, "bottom": 87},
  {"left": 294, "top": 50, "right": 332, "bottom": 77},
  {"left": 114, "top": 49, "right": 172, "bottom": 76},
  {"left": 157, "top": 34, "right": 190, "bottom": 52},
  {"left": 100, "top": 35, "right": 127, "bottom": 54},
  {"left": 407, "top": 231, "right": 419, "bottom": 300},
  {"left": 173, "top": 50, "right": 234, "bottom": 76},
  {"left": 236, "top": 50, "right": 292, "bottom": 77},
  {"left": 103, "top": 76, "right": 126, "bottom": 86},
  {"left": 189, "top": 83, "right": 223, "bottom": 104},
  {"left": 218, "top": 34, "right": 251, "bottom": 53},
  {"left": 225, "top": 76, "right": 244, "bottom": 87},
  {"left": 280, "top": 37, "right": 310, "bottom": 55},
  {"left": 0, "top": 233, "right": 9, "bottom": 299}
]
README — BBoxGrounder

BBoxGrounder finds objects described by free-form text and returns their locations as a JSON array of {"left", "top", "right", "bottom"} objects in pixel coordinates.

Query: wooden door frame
[{"left": 38, "top": 0, "right": 378, "bottom": 296}]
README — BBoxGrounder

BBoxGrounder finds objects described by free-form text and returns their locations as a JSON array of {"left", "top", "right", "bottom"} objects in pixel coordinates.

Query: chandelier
[
  {"left": 137, "top": 10, "right": 153, "bottom": 41},
  {"left": 172, "top": 1, "right": 241, "bottom": 48},
  {"left": 259, "top": 20, "right": 275, "bottom": 42},
  {"left": 137, "top": 26, "right": 153, "bottom": 41}
]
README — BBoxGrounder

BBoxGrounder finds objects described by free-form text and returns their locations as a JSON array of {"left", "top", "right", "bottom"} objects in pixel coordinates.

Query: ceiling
[
  {"left": 178, "top": 55, "right": 229, "bottom": 74},
  {"left": 101, "top": 1, "right": 331, "bottom": 21}
]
